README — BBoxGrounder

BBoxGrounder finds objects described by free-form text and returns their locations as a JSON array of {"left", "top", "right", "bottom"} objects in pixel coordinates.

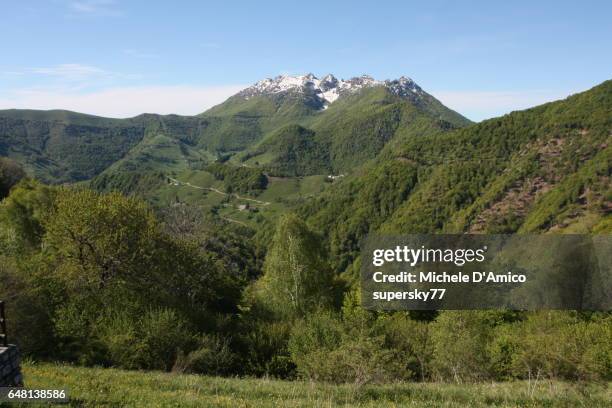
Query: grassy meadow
[{"left": 10, "top": 362, "right": 611, "bottom": 407}]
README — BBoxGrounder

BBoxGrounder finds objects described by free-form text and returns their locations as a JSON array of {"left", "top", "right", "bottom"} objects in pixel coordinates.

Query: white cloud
[
  {"left": 0, "top": 85, "right": 246, "bottom": 118},
  {"left": 123, "top": 49, "right": 159, "bottom": 59},
  {"left": 30, "top": 63, "right": 113, "bottom": 81},
  {"left": 69, "top": 0, "right": 122, "bottom": 16},
  {"left": 430, "top": 89, "right": 577, "bottom": 121}
]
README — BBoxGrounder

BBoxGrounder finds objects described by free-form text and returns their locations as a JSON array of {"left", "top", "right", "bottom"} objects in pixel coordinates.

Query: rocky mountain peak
[{"left": 238, "top": 73, "right": 425, "bottom": 107}]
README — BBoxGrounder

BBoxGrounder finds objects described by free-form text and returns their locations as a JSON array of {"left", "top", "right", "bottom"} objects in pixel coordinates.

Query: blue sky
[{"left": 1, "top": 0, "right": 610, "bottom": 120}]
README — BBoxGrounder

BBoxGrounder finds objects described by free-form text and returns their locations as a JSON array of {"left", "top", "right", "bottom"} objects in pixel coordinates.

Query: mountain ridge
[
  {"left": 0, "top": 73, "right": 471, "bottom": 183},
  {"left": 236, "top": 73, "right": 425, "bottom": 109}
]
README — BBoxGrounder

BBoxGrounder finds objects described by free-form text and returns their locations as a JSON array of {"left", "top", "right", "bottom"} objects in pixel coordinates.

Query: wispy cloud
[
  {"left": 69, "top": 0, "right": 122, "bottom": 17},
  {"left": 431, "top": 89, "right": 578, "bottom": 121},
  {"left": 30, "top": 63, "right": 113, "bottom": 81},
  {"left": 0, "top": 71, "right": 25, "bottom": 77},
  {"left": 123, "top": 49, "right": 159, "bottom": 59},
  {"left": 0, "top": 85, "right": 247, "bottom": 118}
]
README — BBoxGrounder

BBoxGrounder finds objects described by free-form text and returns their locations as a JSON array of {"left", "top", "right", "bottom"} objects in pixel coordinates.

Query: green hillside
[
  {"left": 299, "top": 80, "right": 612, "bottom": 273},
  {"left": 234, "top": 86, "right": 470, "bottom": 176},
  {"left": 1, "top": 80, "right": 610, "bottom": 396},
  {"left": 0, "top": 77, "right": 470, "bottom": 191},
  {"left": 0, "top": 109, "right": 145, "bottom": 183}
]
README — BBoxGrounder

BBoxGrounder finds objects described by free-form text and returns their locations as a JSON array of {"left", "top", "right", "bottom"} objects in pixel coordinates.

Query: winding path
[{"left": 167, "top": 177, "right": 271, "bottom": 206}]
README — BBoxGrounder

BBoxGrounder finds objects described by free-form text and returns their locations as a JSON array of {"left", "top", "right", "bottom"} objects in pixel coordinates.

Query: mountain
[
  {"left": 298, "top": 80, "right": 612, "bottom": 274},
  {"left": 217, "top": 74, "right": 471, "bottom": 175},
  {"left": 0, "top": 73, "right": 470, "bottom": 184},
  {"left": 0, "top": 109, "right": 146, "bottom": 183},
  {"left": 233, "top": 74, "right": 436, "bottom": 111},
  {"left": 3, "top": 76, "right": 608, "bottom": 259}
]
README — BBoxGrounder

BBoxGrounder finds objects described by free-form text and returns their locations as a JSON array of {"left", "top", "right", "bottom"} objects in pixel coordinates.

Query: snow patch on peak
[{"left": 239, "top": 73, "right": 424, "bottom": 107}]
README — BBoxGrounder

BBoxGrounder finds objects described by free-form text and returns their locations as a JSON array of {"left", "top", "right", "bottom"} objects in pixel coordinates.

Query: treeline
[
  {"left": 1, "top": 77, "right": 611, "bottom": 388},
  {"left": 297, "top": 80, "right": 612, "bottom": 275},
  {"left": 0, "top": 173, "right": 257, "bottom": 373},
  {"left": 89, "top": 171, "right": 166, "bottom": 196},
  {"left": 0, "top": 172, "right": 609, "bottom": 383},
  {"left": 205, "top": 163, "right": 268, "bottom": 194}
]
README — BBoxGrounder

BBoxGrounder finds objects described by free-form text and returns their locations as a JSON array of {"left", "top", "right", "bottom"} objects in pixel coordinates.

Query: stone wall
[{"left": 0, "top": 345, "right": 23, "bottom": 386}]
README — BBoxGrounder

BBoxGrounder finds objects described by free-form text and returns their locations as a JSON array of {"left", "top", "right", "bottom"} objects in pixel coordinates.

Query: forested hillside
[
  {"left": 233, "top": 86, "right": 469, "bottom": 176},
  {"left": 0, "top": 110, "right": 146, "bottom": 182},
  {"left": 0, "top": 75, "right": 470, "bottom": 188},
  {"left": 0, "top": 79, "right": 610, "bottom": 388},
  {"left": 299, "top": 80, "right": 612, "bottom": 275}
]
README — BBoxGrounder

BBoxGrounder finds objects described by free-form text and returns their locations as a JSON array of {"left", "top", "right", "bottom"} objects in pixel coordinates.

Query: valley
[{"left": 1, "top": 74, "right": 610, "bottom": 391}]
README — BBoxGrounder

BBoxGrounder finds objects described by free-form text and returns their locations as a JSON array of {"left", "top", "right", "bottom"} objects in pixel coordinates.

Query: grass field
[
  {"left": 10, "top": 362, "right": 611, "bottom": 407},
  {"left": 144, "top": 170, "right": 332, "bottom": 228}
]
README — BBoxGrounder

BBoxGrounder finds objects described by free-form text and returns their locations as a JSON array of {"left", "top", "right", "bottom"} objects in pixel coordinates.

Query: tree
[
  {"left": 0, "top": 157, "right": 26, "bottom": 199},
  {"left": 0, "top": 179, "right": 56, "bottom": 251},
  {"left": 253, "top": 213, "right": 333, "bottom": 318},
  {"left": 43, "top": 189, "right": 159, "bottom": 292}
]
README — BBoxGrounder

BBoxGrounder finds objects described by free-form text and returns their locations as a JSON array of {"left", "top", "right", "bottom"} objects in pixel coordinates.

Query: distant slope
[
  {"left": 0, "top": 109, "right": 145, "bottom": 183},
  {"left": 231, "top": 83, "right": 471, "bottom": 176},
  {"left": 0, "top": 74, "right": 470, "bottom": 184},
  {"left": 299, "top": 80, "right": 612, "bottom": 273}
]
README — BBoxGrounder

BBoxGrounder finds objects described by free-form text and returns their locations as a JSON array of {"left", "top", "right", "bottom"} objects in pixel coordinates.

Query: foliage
[
  {"left": 0, "top": 186, "right": 248, "bottom": 370},
  {"left": 0, "top": 157, "right": 25, "bottom": 198},
  {"left": 0, "top": 80, "right": 610, "bottom": 387},
  {"left": 23, "top": 362, "right": 612, "bottom": 408},
  {"left": 251, "top": 213, "right": 334, "bottom": 318},
  {"left": 173, "top": 334, "right": 236, "bottom": 376},
  {"left": 430, "top": 311, "right": 495, "bottom": 382},
  {"left": 382, "top": 312, "right": 433, "bottom": 381},
  {"left": 0, "top": 179, "right": 56, "bottom": 250},
  {"left": 504, "top": 312, "right": 611, "bottom": 381},
  {"left": 288, "top": 311, "right": 403, "bottom": 384},
  {"left": 205, "top": 163, "right": 268, "bottom": 194}
]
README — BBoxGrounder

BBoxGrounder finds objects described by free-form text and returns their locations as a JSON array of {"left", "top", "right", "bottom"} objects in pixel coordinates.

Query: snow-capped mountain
[{"left": 238, "top": 73, "right": 425, "bottom": 107}]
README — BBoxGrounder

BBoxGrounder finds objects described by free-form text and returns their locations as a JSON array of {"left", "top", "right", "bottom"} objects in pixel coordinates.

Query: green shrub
[
  {"left": 289, "top": 312, "right": 401, "bottom": 384},
  {"left": 382, "top": 313, "right": 432, "bottom": 381},
  {"left": 92, "top": 307, "right": 195, "bottom": 371},
  {"left": 134, "top": 308, "right": 194, "bottom": 371},
  {"left": 96, "top": 311, "right": 141, "bottom": 369},
  {"left": 238, "top": 320, "right": 294, "bottom": 378},
  {"left": 508, "top": 312, "right": 611, "bottom": 381},
  {"left": 430, "top": 311, "right": 493, "bottom": 382},
  {"left": 172, "top": 334, "right": 235, "bottom": 375}
]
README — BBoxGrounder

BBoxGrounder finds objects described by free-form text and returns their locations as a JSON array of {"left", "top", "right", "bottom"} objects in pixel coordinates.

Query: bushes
[
  {"left": 173, "top": 334, "right": 236, "bottom": 375},
  {"left": 288, "top": 312, "right": 343, "bottom": 380},
  {"left": 382, "top": 313, "right": 433, "bottom": 381},
  {"left": 205, "top": 163, "right": 268, "bottom": 194},
  {"left": 133, "top": 309, "right": 194, "bottom": 371},
  {"left": 0, "top": 185, "right": 249, "bottom": 373},
  {"left": 236, "top": 319, "right": 295, "bottom": 378},
  {"left": 288, "top": 312, "right": 403, "bottom": 384},
  {"left": 55, "top": 307, "right": 195, "bottom": 370},
  {"left": 430, "top": 311, "right": 494, "bottom": 382},
  {"left": 424, "top": 311, "right": 612, "bottom": 383},
  {"left": 0, "top": 259, "right": 55, "bottom": 358},
  {"left": 505, "top": 312, "right": 611, "bottom": 381}
]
